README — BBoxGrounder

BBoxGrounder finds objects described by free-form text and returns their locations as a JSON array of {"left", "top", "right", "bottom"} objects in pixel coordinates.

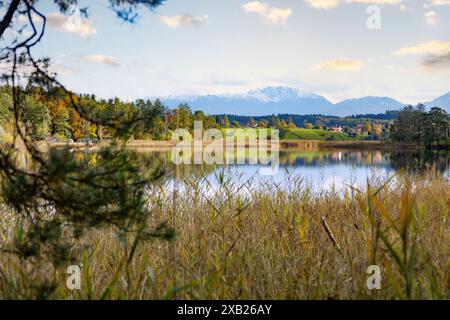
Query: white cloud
[
  {"left": 312, "top": 58, "right": 366, "bottom": 71},
  {"left": 159, "top": 14, "right": 208, "bottom": 28},
  {"left": 81, "top": 55, "right": 119, "bottom": 67},
  {"left": 306, "top": 0, "right": 402, "bottom": 10},
  {"left": 393, "top": 40, "right": 450, "bottom": 56},
  {"left": 242, "top": 1, "right": 292, "bottom": 23},
  {"left": 48, "top": 63, "right": 73, "bottom": 76},
  {"left": 47, "top": 12, "right": 96, "bottom": 38},
  {"left": 0, "top": 61, "right": 35, "bottom": 76},
  {"left": 421, "top": 53, "right": 450, "bottom": 69},
  {"left": 425, "top": 0, "right": 450, "bottom": 6},
  {"left": 306, "top": 0, "right": 340, "bottom": 9},
  {"left": 393, "top": 40, "right": 450, "bottom": 70},
  {"left": 346, "top": 0, "right": 402, "bottom": 4},
  {"left": 425, "top": 11, "right": 439, "bottom": 26}
]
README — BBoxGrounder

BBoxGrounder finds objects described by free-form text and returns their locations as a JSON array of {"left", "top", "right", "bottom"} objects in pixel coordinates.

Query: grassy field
[
  {"left": 0, "top": 169, "right": 448, "bottom": 299},
  {"left": 218, "top": 128, "right": 354, "bottom": 141},
  {"left": 283, "top": 128, "right": 354, "bottom": 141}
]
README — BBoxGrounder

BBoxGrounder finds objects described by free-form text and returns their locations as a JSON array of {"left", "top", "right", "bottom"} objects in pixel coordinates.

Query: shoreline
[{"left": 49, "top": 139, "right": 433, "bottom": 151}]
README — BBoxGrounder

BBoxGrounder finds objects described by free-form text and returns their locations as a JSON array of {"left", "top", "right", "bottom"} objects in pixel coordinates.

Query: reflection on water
[
  {"left": 278, "top": 149, "right": 450, "bottom": 172},
  {"left": 143, "top": 149, "right": 449, "bottom": 193}
]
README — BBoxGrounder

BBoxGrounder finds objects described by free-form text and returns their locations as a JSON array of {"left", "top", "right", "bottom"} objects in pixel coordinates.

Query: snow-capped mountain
[
  {"left": 161, "top": 86, "right": 334, "bottom": 116},
  {"left": 244, "top": 86, "right": 323, "bottom": 102},
  {"left": 159, "top": 86, "right": 448, "bottom": 116}
]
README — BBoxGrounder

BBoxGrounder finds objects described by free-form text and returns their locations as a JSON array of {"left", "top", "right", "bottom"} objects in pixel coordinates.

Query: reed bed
[{"left": 0, "top": 169, "right": 448, "bottom": 299}]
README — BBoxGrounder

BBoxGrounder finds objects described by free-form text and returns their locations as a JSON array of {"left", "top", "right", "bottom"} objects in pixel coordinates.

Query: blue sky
[{"left": 28, "top": 0, "right": 450, "bottom": 103}]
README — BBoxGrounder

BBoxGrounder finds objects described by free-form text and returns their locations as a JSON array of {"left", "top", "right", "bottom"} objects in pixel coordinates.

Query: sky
[{"left": 20, "top": 0, "right": 450, "bottom": 103}]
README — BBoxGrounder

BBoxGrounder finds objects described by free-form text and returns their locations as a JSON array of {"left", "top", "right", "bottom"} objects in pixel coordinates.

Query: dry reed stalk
[{"left": 321, "top": 215, "right": 342, "bottom": 251}]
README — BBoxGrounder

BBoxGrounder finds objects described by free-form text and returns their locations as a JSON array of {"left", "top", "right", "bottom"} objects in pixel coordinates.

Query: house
[
  {"left": 330, "top": 126, "right": 342, "bottom": 133},
  {"left": 356, "top": 123, "right": 366, "bottom": 134}
]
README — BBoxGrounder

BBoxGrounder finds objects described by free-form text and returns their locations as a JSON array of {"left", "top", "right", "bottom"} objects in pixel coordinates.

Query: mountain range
[{"left": 159, "top": 86, "right": 450, "bottom": 117}]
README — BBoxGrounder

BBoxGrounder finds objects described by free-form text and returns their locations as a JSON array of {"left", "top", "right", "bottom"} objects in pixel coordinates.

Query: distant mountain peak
[
  {"left": 159, "top": 87, "right": 449, "bottom": 116},
  {"left": 334, "top": 96, "right": 405, "bottom": 116},
  {"left": 426, "top": 92, "right": 450, "bottom": 113},
  {"left": 245, "top": 86, "right": 319, "bottom": 102}
]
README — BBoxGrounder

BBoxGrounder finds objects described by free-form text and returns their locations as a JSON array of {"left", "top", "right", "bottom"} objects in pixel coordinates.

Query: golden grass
[
  {"left": 45, "top": 139, "right": 413, "bottom": 152},
  {"left": 0, "top": 169, "right": 449, "bottom": 299}
]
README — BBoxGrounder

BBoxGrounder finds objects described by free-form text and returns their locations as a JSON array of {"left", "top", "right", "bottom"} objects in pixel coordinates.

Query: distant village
[{"left": 217, "top": 113, "right": 393, "bottom": 140}]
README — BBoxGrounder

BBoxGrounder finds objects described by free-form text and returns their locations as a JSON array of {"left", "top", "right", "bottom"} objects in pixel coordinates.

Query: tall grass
[{"left": 0, "top": 169, "right": 448, "bottom": 299}]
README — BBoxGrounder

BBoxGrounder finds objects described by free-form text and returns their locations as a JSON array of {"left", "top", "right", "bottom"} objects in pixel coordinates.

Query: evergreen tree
[
  {"left": 23, "top": 94, "right": 50, "bottom": 139},
  {"left": 0, "top": 0, "right": 173, "bottom": 298}
]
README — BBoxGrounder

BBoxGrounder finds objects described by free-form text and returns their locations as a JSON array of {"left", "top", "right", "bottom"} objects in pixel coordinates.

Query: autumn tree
[
  {"left": 204, "top": 115, "right": 217, "bottom": 130},
  {"left": 0, "top": 0, "right": 172, "bottom": 298},
  {"left": 258, "top": 120, "right": 268, "bottom": 128},
  {"left": 49, "top": 100, "right": 71, "bottom": 139},
  {"left": 287, "top": 116, "right": 297, "bottom": 129},
  {"left": 372, "top": 123, "right": 383, "bottom": 138}
]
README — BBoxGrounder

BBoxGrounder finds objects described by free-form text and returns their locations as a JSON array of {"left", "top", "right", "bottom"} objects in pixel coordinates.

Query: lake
[{"left": 142, "top": 148, "right": 450, "bottom": 194}]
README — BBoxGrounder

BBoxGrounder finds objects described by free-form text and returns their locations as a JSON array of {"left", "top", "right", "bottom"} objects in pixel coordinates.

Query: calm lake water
[{"left": 145, "top": 149, "right": 450, "bottom": 193}]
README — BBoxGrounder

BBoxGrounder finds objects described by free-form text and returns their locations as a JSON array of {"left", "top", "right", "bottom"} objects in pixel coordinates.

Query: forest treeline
[
  {"left": 0, "top": 85, "right": 218, "bottom": 141},
  {"left": 0, "top": 85, "right": 448, "bottom": 147},
  {"left": 222, "top": 111, "right": 399, "bottom": 128},
  {"left": 390, "top": 104, "right": 449, "bottom": 148}
]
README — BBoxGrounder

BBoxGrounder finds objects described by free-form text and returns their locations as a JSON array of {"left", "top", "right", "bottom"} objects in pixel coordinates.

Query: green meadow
[{"left": 282, "top": 128, "right": 355, "bottom": 141}]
